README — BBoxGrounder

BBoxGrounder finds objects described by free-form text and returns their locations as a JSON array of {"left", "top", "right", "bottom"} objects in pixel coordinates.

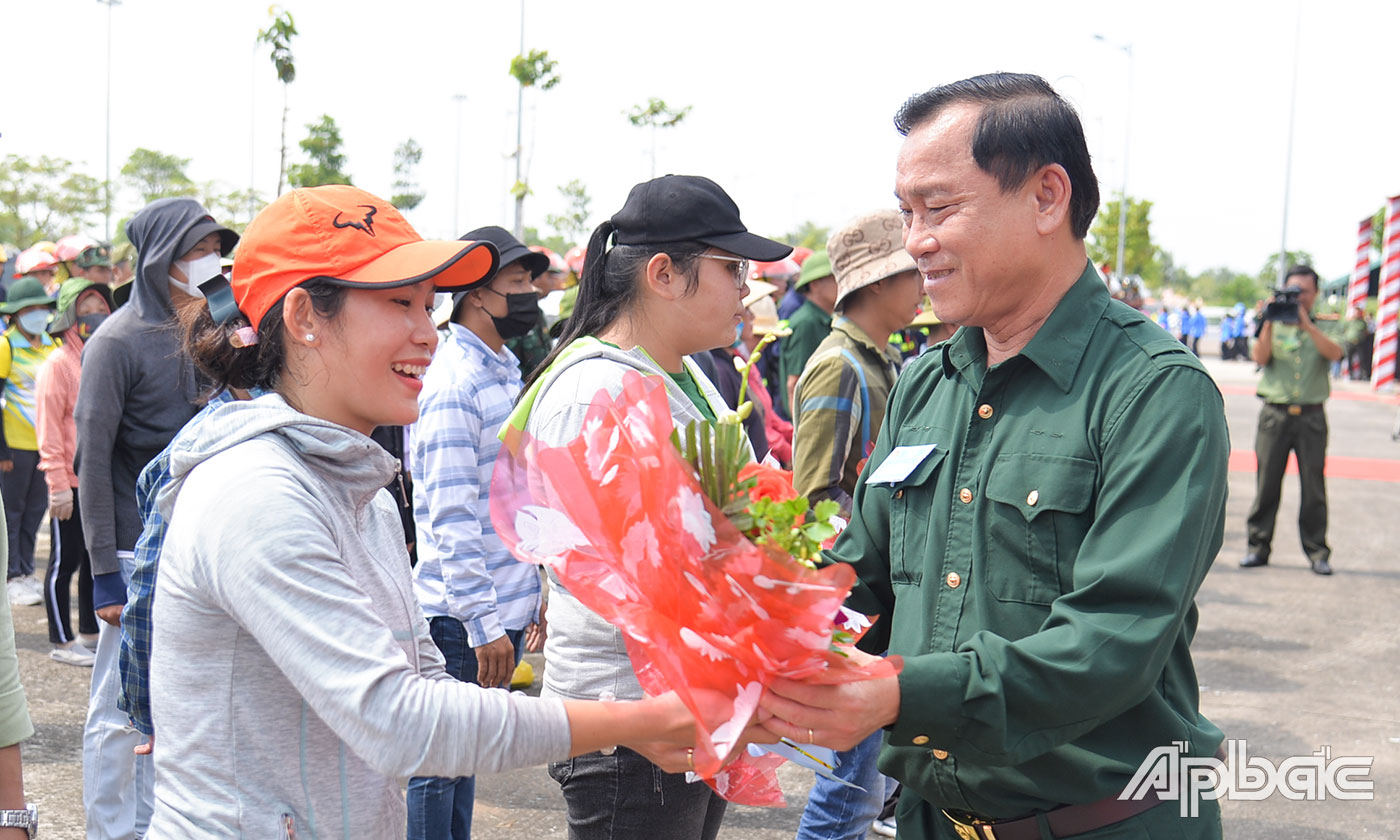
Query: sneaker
[
  {"left": 51, "top": 641, "right": 95, "bottom": 667},
  {"left": 7, "top": 577, "right": 41, "bottom": 607},
  {"left": 79, "top": 633, "right": 100, "bottom": 652},
  {"left": 870, "top": 816, "right": 897, "bottom": 838}
]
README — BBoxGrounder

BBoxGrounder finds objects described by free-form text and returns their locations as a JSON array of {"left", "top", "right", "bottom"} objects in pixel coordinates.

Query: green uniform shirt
[
  {"left": 778, "top": 299, "right": 833, "bottom": 415},
  {"left": 504, "top": 314, "right": 552, "bottom": 380},
  {"left": 791, "top": 317, "right": 901, "bottom": 514},
  {"left": 833, "top": 262, "right": 1227, "bottom": 820},
  {"left": 1255, "top": 318, "right": 1341, "bottom": 405}
]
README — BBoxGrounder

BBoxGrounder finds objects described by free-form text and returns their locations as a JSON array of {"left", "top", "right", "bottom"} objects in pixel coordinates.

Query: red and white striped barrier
[
  {"left": 1349, "top": 217, "right": 1372, "bottom": 311},
  {"left": 1373, "top": 195, "right": 1400, "bottom": 390}
]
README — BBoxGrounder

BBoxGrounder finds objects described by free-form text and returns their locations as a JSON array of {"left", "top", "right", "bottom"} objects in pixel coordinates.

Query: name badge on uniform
[{"left": 865, "top": 444, "right": 937, "bottom": 485}]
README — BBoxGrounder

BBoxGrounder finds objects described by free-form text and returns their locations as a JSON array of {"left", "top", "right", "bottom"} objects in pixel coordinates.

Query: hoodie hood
[
  {"left": 125, "top": 198, "right": 237, "bottom": 322},
  {"left": 157, "top": 392, "right": 398, "bottom": 523}
]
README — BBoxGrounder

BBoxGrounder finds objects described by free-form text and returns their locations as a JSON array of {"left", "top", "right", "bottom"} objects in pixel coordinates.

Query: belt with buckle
[
  {"left": 942, "top": 787, "right": 1161, "bottom": 840},
  {"left": 1268, "top": 402, "right": 1322, "bottom": 416}
]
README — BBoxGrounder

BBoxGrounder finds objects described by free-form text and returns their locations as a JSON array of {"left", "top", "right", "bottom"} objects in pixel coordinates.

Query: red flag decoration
[
  {"left": 1349, "top": 217, "right": 1373, "bottom": 312},
  {"left": 1374, "top": 196, "right": 1400, "bottom": 390}
]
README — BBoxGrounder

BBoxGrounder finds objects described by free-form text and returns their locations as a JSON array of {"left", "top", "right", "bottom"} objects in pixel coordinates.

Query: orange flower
[{"left": 738, "top": 463, "right": 797, "bottom": 503}]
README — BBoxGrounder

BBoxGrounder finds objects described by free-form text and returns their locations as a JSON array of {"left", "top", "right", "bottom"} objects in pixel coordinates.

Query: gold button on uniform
[
  {"left": 946, "top": 572, "right": 961, "bottom": 588},
  {"left": 959, "top": 487, "right": 973, "bottom": 504},
  {"left": 912, "top": 735, "right": 930, "bottom": 745},
  {"left": 1026, "top": 490, "right": 1039, "bottom": 506},
  {"left": 932, "top": 749, "right": 949, "bottom": 760},
  {"left": 977, "top": 404, "right": 993, "bottom": 419}
]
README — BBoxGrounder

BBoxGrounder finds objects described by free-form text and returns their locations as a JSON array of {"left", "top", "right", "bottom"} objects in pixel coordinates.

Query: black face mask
[
  {"left": 484, "top": 289, "right": 541, "bottom": 339},
  {"left": 75, "top": 313, "right": 109, "bottom": 341}
]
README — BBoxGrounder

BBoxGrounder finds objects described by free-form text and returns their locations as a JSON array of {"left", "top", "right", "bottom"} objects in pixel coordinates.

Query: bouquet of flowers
[{"left": 490, "top": 342, "right": 897, "bottom": 806}]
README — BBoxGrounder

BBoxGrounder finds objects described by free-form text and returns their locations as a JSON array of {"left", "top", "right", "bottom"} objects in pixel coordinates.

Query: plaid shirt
[
  {"left": 791, "top": 317, "right": 901, "bottom": 515},
  {"left": 118, "top": 390, "right": 237, "bottom": 735},
  {"left": 412, "top": 324, "right": 541, "bottom": 646}
]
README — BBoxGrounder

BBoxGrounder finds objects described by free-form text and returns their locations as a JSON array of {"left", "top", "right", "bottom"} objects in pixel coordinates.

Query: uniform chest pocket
[
  {"left": 886, "top": 444, "right": 949, "bottom": 586},
  {"left": 983, "top": 453, "right": 1097, "bottom": 605}
]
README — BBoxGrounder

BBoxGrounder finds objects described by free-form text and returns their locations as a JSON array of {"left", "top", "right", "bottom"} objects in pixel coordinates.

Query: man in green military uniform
[
  {"left": 760, "top": 73, "right": 1228, "bottom": 839},
  {"left": 778, "top": 252, "right": 838, "bottom": 417},
  {"left": 1241, "top": 266, "right": 1344, "bottom": 575}
]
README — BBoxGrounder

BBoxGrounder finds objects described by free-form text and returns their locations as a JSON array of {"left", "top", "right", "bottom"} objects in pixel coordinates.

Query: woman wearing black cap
[{"left": 502, "top": 175, "right": 792, "bottom": 840}]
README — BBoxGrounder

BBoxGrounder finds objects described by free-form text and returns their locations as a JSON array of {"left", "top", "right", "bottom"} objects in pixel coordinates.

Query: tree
[
  {"left": 1257, "top": 249, "right": 1316, "bottom": 291},
  {"left": 120, "top": 148, "right": 198, "bottom": 205},
  {"left": 782, "top": 221, "right": 830, "bottom": 252},
  {"left": 287, "top": 115, "right": 351, "bottom": 188},
  {"left": 200, "top": 182, "right": 267, "bottom": 234},
  {"left": 0, "top": 155, "right": 105, "bottom": 246},
  {"left": 507, "top": 48, "right": 562, "bottom": 239},
  {"left": 626, "top": 98, "right": 692, "bottom": 179},
  {"left": 257, "top": 6, "right": 298, "bottom": 196},
  {"left": 1088, "top": 195, "right": 1159, "bottom": 282},
  {"left": 545, "top": 179, "right": 591, "bottom": 245},
  {"left": 390, "top": 139, "right": 425, "bottom": 212},
  {"left": 522, "top": 226, "right": 570, "bottom": 257}
]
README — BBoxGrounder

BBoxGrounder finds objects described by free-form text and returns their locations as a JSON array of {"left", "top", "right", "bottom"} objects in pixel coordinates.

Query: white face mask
[{"left": 170, "top": 252, "right": 223, "bottom": 298}]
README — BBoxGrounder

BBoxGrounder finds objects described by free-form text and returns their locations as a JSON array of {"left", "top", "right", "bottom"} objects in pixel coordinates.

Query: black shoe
[
  {"left": 1310, "top": 557, "right": 1333, "bottom": 576},
  {"left": 1240, "top": 553, "right": 1268, "bottom": 568}
]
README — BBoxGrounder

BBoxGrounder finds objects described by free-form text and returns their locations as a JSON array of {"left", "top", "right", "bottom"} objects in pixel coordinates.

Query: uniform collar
[{"left": 941, "top": 260, "right": 1107, "bottom": 393}]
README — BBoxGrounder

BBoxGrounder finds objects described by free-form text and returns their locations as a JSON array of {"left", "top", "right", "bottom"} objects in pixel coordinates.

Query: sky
[{"left": 7, "top": 0, "right": 1400, "bottom": 283}]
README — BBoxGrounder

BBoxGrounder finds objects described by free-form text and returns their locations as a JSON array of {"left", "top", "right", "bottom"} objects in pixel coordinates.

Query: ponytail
[{"left": 524, "top": 219, "right": 707, "bottom": 387}]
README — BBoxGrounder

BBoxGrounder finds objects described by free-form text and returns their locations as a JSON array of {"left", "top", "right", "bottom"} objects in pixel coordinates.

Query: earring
[{"left": 305, "top": 333, "right": 315, "bottom": 342}]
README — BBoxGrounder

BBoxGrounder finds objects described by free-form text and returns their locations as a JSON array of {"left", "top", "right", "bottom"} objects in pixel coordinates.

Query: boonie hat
[
  {"left": 227, "top": 185, "right": 499, "bottom": 332},
  {"left": 795, "top": 250, "right": 833, "bottom": 291},
  {"left": 0, "top": 276, "right": 58, "bottom": 314},
  {"left": 608, "top": 175, "right": 791, "bottom": 262},
  {"left": 828, "top": 209, "right": 917, "bottom": 308}
]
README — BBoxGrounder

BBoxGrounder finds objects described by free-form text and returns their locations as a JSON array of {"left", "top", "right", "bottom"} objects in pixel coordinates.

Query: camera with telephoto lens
[{"left": 1262, "top": 287, "right": 1303, "bottom": 324}]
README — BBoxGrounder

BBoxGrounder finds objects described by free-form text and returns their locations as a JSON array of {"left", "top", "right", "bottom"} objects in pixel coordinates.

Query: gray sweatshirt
[
  {"left": 148, "top": 394, "right": 569, "bottom": 838},
  {"left": 521, "top": 341, "right": 741, "bottom": 702}
]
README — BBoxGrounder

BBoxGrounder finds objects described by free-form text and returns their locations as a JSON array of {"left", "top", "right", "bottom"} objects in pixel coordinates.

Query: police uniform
[
  {"left": 1244, "top": 317, "right": 1341, "bottom": 572},
  {"left": 833, "top": 264, "right": 1227, "bottom": 839}
]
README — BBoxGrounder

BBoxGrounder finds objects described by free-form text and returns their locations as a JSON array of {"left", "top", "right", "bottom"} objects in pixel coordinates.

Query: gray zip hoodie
[
  {"left": 148, "top": 394, "right": 569, "bottom": 838},
  {"left": 520, "top": 340, "right": 743, "bottom": 703}
]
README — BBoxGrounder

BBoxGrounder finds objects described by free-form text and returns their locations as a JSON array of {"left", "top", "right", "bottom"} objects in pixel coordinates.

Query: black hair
[
  {"left": 182, "top": 278, "right": 349, "bottom": 399},
  {"left": 894, "top": 72, "right": 1100, "bottom": 239},
  {"left": 1284, "top": 264, "right": 1319, "bottom": 289},
  {"left": 523, "top": 219, "right": 706, "bottom": 386}
]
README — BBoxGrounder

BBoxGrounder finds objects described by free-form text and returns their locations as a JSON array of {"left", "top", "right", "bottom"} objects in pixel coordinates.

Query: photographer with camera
[{"left": 1243, "top": 265, "right": 1345, "bottom": 575}]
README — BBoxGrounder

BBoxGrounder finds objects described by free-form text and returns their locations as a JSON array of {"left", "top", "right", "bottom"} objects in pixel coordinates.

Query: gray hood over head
[{"left": 124, "top": 197, "right": 237, "bottom": 322}]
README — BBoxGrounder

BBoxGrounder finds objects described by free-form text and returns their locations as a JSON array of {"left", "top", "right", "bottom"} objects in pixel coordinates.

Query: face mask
[
  {"left": 76, "top": 313, "right": 108, "bottom": 341},
  {"left": 17, "top": 310, "right": 51, "bottom": 336},
  {"left": 485, "top": 290, "right": 541, "bottom": 339},
  {"left": 170, "top": 252, "right": 224, "bottom": 298}
]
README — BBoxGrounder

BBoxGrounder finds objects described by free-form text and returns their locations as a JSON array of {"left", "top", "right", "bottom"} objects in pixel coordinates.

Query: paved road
[{"left": 9, "top": 356, "right": 1399, "bottom": 838}]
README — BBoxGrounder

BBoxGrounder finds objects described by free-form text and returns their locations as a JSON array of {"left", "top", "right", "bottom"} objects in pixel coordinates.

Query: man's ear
[{"left": 1030, "top": 163, "right": 1072, "bottom": 236}]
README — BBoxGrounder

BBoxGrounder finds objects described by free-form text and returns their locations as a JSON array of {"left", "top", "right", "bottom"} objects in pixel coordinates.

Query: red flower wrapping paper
[{"left": 490, "top": 371, "right": 898, "bottom": 806}]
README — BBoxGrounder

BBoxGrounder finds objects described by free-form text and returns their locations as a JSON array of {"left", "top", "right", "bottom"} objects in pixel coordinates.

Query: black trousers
[
  {"left": 45, "top": 492, "right": 97, "bottom": 644},
  {"left": 1246, "top": 403, "right": 1330, "bottom": 565}
]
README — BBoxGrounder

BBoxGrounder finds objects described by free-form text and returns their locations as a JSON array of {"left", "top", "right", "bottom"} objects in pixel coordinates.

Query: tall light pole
[
  {"left": 98, "top": 0, "right": 121, "bottom": 242},
  {"left": 1094, "top": 34, "right": 1133, "bottom": 285},
  {"left": 512, "top": 0, "right": 526, "bottom": 239},
  {"left": 1277, "top": 7, "right": 1303, "bottom": 288},
  {"left": 452, "top": 94, "right": 468, "bottom": 235}
]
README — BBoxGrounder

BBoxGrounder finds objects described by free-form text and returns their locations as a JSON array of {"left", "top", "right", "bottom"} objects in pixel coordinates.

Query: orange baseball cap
[{"left": 231, "top": 185, "right": 499, "bottom": 332}]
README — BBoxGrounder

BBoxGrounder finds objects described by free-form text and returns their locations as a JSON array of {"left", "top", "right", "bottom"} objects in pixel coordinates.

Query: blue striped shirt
[{"left": 411, "top": 324, "right": 541, "bottom": 646}]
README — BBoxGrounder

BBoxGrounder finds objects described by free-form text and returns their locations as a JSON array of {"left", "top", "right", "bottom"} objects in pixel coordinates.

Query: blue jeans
[
  {"left": 406, "top": 618, "right": 525, "bottom": 840},
  {"left": 795, "top": 729, "right": 889, "bottom": 840},
  {"left": 547, "top": 746, "right": 727, "bottom": 840}
]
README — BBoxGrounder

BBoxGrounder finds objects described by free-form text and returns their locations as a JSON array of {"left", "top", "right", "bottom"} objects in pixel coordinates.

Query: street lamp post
[
  {"left": 1095, "top": 34, "right": 1133, "bottom": 286},
  {"left": 1277, "top": 9, "right": 1303, "bottom": 287},
  {"left": 97, "top": 0, "right": 121, "bottom": 242}
]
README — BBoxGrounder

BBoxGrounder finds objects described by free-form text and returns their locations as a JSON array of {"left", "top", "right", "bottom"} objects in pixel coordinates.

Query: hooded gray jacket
[
  {"left": 75, "top": 198, "right": 223, "bottom": 601},
  {"left": 148, "top": 394, "right": 569, "bottom": 838}
]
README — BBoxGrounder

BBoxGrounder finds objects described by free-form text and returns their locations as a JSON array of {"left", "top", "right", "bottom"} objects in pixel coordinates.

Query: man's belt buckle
[
  {"left": 1288, "top": 404, "right": 1303, "bottom": 415},
  {"left": 942, "top": 809, "right": 997, "bottom": 840}
]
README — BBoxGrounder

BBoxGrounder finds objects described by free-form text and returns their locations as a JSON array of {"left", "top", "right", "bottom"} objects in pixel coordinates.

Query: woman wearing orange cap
[{"left": 145, "top": 186, "right": 743, "bottom": 838}]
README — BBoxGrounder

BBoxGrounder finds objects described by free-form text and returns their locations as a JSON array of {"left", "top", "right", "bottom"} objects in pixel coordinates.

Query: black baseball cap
[
  {"left": 460, "top": 226, "right": 549, "bottom": 280},
  {"left": 610, "top": 175, "right": 792, "bottom": 262}
]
